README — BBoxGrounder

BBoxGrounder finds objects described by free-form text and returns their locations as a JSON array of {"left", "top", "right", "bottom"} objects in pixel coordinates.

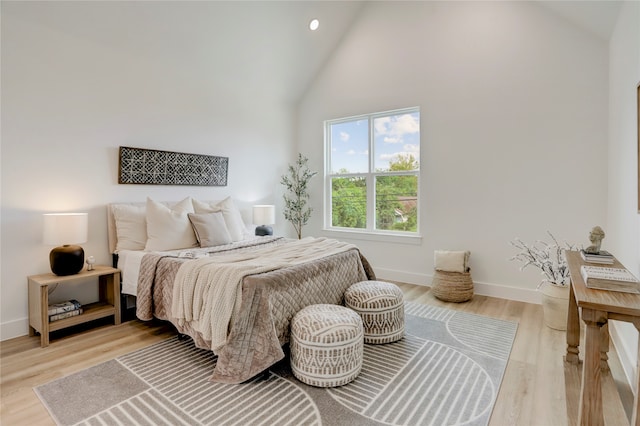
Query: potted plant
[
  {"left": 281, "top": 153, "right": 318, "bottom": 239},
  {"left": 509, "top": 232, "right": 576, "bottom": 330}
]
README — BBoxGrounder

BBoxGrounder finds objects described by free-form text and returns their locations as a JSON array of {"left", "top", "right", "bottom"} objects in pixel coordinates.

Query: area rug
[{"left": 35, "top": 302, "right": 517, "bottom": 426}]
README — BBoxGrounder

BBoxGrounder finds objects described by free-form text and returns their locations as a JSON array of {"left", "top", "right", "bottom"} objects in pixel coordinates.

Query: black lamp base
[
  {"left": 50, "top": 245, "right": 84, "bottom": 276},
  {"left": 255, "top": 225, "right": 273, "bottom": 236}
]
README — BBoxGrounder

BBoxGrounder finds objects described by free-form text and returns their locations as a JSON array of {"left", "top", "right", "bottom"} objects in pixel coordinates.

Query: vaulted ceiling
[
  {"left": 2, "top": 1, "right": 622, "bottom": 105},
  {"left": 3, "top": 1, "right": 366, "bottom": 104},
  {"left": 538, "top": 0, "right": 622, "bottom": 40}
]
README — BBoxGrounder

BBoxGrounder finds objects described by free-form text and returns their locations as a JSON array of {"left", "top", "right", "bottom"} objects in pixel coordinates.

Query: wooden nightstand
[{"left": 28, "top": 266, "right": 121, "bottom": 347}]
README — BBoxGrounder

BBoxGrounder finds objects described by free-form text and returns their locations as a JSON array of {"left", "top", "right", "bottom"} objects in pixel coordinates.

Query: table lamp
[
  {"left": 43, "top": 213, "right": 88, "bottom": 276},
  {"left": 253, "top": 205, "right": 275, "bottom": 236}
]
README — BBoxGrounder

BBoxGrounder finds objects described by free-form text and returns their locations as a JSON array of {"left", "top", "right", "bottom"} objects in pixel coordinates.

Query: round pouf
[
  {"left": 344, "top": 281, "right": 405, "bottom": 344},
  {"left": 431, "top": 270, "right": 474, "bottom": 302},
  {"left": 290, "top": 304, "right": 364, "bottom": 387}
]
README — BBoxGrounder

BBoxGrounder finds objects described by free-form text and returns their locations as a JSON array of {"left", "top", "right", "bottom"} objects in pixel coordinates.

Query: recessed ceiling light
[{"left": 309, "top": 19, "right": 319, "bottom": 31}]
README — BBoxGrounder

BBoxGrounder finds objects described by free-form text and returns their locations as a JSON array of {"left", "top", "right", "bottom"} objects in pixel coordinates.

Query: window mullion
[
  {"left": 367, "top": 173, "right": 375, "bottom": 231},
  {"left": 368, "top": 118, "right": 375, "bottom": 231}
]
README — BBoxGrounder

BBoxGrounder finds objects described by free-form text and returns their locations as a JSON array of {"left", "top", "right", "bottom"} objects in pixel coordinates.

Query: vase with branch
[
  {"left": 281, "top": 153, "right": 317, "bottom": 239},
  {"left": 509, "top": 231, "right": 576, "bottom": 288},
  {"left": 509, "top": 231, "right": 576, "bottom": 330}
]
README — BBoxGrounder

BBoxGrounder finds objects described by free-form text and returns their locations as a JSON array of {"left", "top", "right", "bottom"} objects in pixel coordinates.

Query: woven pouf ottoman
[
  {"left": 290, "top": 304, "right": 364, "bottom": 387},
  {"left": 344, "top": 281, "right": 405, "bottom": 344}
]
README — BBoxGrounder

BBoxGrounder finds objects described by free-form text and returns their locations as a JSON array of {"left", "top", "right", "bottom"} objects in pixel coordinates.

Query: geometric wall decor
[{"left": 118, "top": 146, "right": 228, "bottom": 186}]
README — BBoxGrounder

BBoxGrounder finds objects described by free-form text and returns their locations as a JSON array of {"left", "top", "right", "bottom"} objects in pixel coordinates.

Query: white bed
[{"left": 106, "top": 196, "right": 375, "bottom": 383}]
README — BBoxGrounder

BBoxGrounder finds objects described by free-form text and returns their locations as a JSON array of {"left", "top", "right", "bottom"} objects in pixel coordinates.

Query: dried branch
[{"left": 509, "top": 231, "right": 577, "bottom": 288}]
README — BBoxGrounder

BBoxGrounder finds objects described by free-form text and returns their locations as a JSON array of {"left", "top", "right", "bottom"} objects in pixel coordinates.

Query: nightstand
[{"left": 28, "top": 266, "right": 121, "bottom": 347}]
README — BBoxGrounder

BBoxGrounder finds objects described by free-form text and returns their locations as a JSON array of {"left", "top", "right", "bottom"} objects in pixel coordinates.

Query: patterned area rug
[{"left": 35, "top": 302, "right": 517, "bottom": 426}]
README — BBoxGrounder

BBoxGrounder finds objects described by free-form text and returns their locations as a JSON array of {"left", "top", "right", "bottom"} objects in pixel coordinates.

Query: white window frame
[{"left": 323, "top": 107, "right": 421, "bottom": 242}]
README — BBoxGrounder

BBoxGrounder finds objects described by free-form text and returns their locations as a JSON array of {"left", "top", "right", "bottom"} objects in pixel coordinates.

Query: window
[{"left": 325, "top": 107, "right": 420, "bottom": 235}]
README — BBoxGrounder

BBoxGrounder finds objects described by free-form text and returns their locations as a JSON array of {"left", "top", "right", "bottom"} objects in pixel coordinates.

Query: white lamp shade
[
  {"left": 252, "top": 205, "right": 275, "bottom": 225},
  {"left": 43, "top": 213, "right": 88, "bottom": 245}
]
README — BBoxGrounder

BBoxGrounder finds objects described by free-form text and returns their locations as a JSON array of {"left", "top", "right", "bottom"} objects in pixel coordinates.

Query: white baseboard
[
  {"left": 1, "top": 317, "right": 28, "bottom": 341},
  {"left": 375, "top": 267, "right": 540, "bottom": 305},
  {"left": 374, "top": 267, "right": 430, "bottom": 288}
]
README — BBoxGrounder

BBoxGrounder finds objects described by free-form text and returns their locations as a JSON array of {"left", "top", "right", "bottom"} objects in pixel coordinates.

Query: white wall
[
  {"left": 0, "top": 7, "right": 295, "bottom": 339},
  {"left": 607, "top": 0, "right": 640, "bottom": 402},
  {"left": 298, "top": 1, "right": 609, "bottom": 301}
]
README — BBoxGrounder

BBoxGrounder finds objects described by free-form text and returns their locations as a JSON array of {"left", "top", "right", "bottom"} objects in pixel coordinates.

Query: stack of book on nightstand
[
  {"left": 48, "top": 299, "right": 83, "bottom": 322},
  {"left": 580, "top": 265, "right": 640, "bottom": 294},
  {"left": 580, "top": 249, "right": 614, "bottom": 264}
]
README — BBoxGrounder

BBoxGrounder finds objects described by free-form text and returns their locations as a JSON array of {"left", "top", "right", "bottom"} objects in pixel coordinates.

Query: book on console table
[
  {"left": 580, "top": 265, "right": 640, "bottom": 294},
  {"left": 49, "top": 308, "right": 83, "bottom": 322},
  {"left": 579, "top": 249, "right": 614, "bottom": 264},
  {"left": 47, "top": 299, "right": 82, "bottom": 316}
]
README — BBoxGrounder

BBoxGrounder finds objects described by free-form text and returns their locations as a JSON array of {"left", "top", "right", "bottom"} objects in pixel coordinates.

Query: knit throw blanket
[{"left": 171, "top": 237, "right": 357, "bottom": 352}]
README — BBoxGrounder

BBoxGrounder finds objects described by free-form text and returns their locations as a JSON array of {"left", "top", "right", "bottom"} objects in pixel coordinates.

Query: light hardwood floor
[{"left": 0, "top": 283, "right": 633, "bottom": 425}]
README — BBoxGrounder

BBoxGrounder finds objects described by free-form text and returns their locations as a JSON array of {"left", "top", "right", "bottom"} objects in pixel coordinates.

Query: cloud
[
  {"left": 340, "top": 131, "right": 350, "bottom": 142},
  {"left": 379, "top": 149, "right": 420, "bottom": 162},
  {"left": 374, "top": 113, "right": 419, "bottom": 144},
  {"left": 403, "top": 144, "right": 420, "bottom": 154},
  {"left": 347, "top": 149, "right": 356, "bottom": 155},
  {"left": 379, "top": 153, "right": 398, "bottom": 161}
]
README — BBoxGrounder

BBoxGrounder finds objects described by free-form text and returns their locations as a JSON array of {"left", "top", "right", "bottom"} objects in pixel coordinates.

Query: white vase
[{"left": 540, "top": 283, "right": 570, "bottom": 331}]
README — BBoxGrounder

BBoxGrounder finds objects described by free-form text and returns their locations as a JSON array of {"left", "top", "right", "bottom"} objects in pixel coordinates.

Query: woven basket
[{"left": 431, "top": 270, "right": 474, "bottom": 302}]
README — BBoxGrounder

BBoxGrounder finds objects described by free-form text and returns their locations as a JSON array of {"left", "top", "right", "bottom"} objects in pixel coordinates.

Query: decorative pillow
[
  {"left": 192, "top": 197, "right": 245, "bottom": 242},
  {"left": 434, "top": 250, "right": 471, "bottom": 273},
  {"left": 188, "top": 212, "right": 233, "bottom": 247},
  {"left": 111, "top": 204, "right": 147, "bottom": 251},
  {"left": 145, "top": 197, "right": 197, "bottom": 251}
]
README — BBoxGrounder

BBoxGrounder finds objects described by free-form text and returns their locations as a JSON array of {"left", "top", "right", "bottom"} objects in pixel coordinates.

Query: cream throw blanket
[{"left": 171, "top": 237, "right": 357, "bottom": 352}]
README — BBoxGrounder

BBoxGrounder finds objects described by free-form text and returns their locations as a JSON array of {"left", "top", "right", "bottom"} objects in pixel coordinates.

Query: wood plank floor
[{"left": 0, "top": 283, "right": 633, "bottom": 425}]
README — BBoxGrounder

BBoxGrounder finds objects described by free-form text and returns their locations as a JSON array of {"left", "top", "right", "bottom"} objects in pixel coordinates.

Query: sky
[{"left": 329, "top": 111, "right": 420, "bottom": 174}]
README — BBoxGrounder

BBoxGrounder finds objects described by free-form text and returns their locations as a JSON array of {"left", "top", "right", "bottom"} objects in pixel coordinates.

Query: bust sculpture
[
  {"left": 86, "top": 255, "right": 95, "bottom": 271},
  {"left": 584, "top": 226, "right": 605, "bottom": 254}
]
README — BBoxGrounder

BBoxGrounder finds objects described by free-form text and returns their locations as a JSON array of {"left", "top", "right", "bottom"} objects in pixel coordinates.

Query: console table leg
[
  {"left": 599, "top": 323, "right": 610, "bottom": 371},
  {"left": 578, "top": 310, "right": 606, "bottom": 426},
  {"left": 632, "top": 321, "right": 640, "bottom": 426},
  {"left": 565, "top": 284, "right": 580, "bottom": 364}
]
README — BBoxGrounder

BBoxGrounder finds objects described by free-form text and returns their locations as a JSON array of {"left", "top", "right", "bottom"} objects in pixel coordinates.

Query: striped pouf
[
  {"left": 290, "top": 304, "right": 364, "bottom": 388},
  {"left": 345, "top": 280, "right": 405, "bottom": 344}
]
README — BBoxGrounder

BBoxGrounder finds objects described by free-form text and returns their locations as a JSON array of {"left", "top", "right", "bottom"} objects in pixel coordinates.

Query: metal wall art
[{"left": 118, "top": 146, "right": 228, "bottom": 186}]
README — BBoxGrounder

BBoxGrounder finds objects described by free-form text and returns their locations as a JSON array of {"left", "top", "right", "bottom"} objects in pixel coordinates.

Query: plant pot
[{"left": 540, "top": 283, "right": 570, "bottom": 330}]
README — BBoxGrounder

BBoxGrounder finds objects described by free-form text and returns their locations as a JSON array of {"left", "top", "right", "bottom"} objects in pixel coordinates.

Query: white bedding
[{"left": 117, "top": 236, "right": 266, "bottom": 296}]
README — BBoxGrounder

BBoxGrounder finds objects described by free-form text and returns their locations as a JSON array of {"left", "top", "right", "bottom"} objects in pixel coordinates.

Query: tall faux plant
[{"left": 281, "top": 153, "right": 318, "bottom": 239}]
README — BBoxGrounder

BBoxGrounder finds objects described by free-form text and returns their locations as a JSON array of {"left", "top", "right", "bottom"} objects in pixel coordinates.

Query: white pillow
[
  {"left": 145, "top": 197, "right": 197, "bottom": 251},
  {"left": 112, "top": 204, "right": 147, "bottom": 251},
  {"left": 192, "top": 197, "right": 245, "bottom": 242},
  {"left": 188, "top": 212, "right": 233, "bottom": 247}
]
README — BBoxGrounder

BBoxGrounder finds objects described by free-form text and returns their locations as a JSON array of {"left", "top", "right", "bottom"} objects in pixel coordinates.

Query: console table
[{"left": 564, "top": 250, "right": 640, "bottom": 426}]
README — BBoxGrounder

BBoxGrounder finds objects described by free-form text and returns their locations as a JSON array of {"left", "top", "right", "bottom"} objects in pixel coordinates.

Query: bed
[{"left": 107, "top": 197, "right": 375, "bottom": 384}]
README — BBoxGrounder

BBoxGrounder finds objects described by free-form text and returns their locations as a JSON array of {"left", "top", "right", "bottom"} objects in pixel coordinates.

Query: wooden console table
[{"left": 564, "top": 250, "right": 640, "bottom": 426}]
